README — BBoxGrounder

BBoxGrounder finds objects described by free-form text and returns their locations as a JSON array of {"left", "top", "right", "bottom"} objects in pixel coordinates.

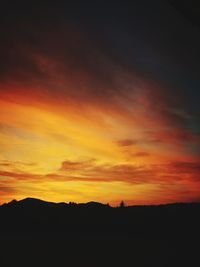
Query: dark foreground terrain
[{"left": 0, "top": 198, "right": 200, "bottom": 267}]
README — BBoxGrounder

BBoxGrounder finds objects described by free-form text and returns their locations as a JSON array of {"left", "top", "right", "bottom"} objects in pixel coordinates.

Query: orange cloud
[{"left": 1, "top": 158, "right": 200, "bottom": 205}]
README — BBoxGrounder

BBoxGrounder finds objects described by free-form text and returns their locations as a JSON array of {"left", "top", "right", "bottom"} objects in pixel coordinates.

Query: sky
[{"left": 0, "top": 0, "right": 200, "bottom": 205}]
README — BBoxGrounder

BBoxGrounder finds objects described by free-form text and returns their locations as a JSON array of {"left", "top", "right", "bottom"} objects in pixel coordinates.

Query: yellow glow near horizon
[{"left": 0, "top": 90, "right": 200, "bottom": 205}]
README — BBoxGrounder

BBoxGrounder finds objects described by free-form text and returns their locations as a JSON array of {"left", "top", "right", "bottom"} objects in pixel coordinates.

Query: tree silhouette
[{"left": 120, "top": 201, "right": 125, "bottom": 208}]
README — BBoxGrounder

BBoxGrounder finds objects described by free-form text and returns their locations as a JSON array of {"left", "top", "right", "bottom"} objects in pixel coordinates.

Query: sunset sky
[{"left": 0, "top": 0, "right": 200, "bottom": 205}]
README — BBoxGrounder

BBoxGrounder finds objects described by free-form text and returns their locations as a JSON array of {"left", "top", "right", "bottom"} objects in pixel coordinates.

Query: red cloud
[{"left": 116, "top": 139, "right": 138, "bottom": 147}]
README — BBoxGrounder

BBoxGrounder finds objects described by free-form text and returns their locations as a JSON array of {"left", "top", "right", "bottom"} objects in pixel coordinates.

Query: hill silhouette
[{"left": 0, "top": 198, "right": 200, "bottom": 266}]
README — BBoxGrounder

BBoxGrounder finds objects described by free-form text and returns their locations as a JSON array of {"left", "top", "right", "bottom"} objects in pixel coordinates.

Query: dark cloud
[
  {"left": 0, "top": 160, "right": 36, "bottom": 170},
  {"left": 0, "top": 171, "right": 42, "bottom": 181},
  {"left": 60, "top": 159, "right": 95, "bottom": 171},
  {"left": 59, "top": 160, "right": 200, "bottom": 184},
  {"left": 0, "top": 162, "right": 13, "bottom": 167},
  {"left": 0, "top": 0, "right": 199, "bottom": 110},
  {"left": 169, "top": 161, "right": 200, "bottom": 174},
  {"left": 143, "top": 129, "right": 200, "bottom": 146},
  {"left": 131, "top": 152, "right": 150, "bottom": 157},
  {"left": 116, "top": 139, "right": 138, "bottom": 147},
  {"left": 1, "top": 158, "right": 200, "bottom": 188},
  {"left": 0, "top": 186, "right": 15, "bottom": 194},
  {"left": 68, "top": 161, "right": 200, "bottom": 184}
]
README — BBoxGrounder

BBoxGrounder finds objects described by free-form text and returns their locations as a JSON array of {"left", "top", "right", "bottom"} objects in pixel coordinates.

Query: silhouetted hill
[
  {"left": 3, "top": 197, "right": 58, "bottom": 208},
  {"left": 1, "top": 198, "right": 200, "bottom": 237},
  {"left": 1, "top": 197, "right": 109, "bottom": 208},
  {"left": 2, "top": 197, "right": 200, "bottom": 208},
  {"left": 1, "top": 198, "right": 200, "bottom": 266}
]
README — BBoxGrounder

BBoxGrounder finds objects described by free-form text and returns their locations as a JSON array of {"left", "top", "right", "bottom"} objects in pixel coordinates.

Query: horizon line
[{"left": 1, "top": 197, "right": 200, "bottom": 208}]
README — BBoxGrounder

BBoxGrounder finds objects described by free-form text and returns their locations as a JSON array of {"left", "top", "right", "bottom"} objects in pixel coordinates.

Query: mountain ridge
[{"left": 1, "top": 197, "right": 200, "bottom": 208}]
